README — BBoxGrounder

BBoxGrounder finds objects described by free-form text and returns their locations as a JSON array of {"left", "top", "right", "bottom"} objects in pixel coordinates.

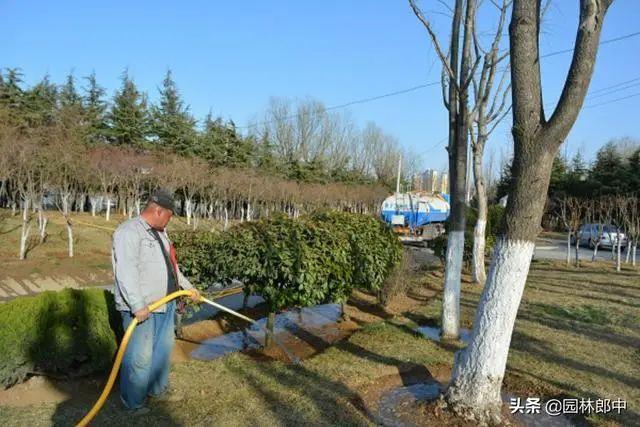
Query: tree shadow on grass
[
  {"left": 509, "top": 330, "right": 640, "bottom": 390},
  {"left": 223, "top": 359, "right": 374, "bottom": 426},
  {"left": 506, "top": 367, "right": 640, "bottom": 426},
  {"left": 514, "top": 302, "right": 640, "bottom": 348}
]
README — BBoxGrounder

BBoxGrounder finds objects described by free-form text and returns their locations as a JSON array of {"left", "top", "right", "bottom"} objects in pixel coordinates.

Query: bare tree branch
[{"left": 408, "top": 0, "right": 459, "bottom": 89}]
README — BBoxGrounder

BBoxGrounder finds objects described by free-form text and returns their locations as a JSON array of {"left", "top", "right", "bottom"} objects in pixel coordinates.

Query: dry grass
[
  {"left": 0, "top": 236, "right": 637, "bottom": 425},
  {"left": 0, "top": 208, "right": 223, "bottom": 299}
]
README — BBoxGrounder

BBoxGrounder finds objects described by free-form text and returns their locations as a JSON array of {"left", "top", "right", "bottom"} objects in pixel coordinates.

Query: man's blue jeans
[{"left": 119, "top": 301, "right": 175, "bottom": 409}]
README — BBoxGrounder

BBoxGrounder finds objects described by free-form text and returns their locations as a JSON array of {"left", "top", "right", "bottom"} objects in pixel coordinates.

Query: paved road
[{"left": 533, "top": 238, "right": 638, "bottom": 263}]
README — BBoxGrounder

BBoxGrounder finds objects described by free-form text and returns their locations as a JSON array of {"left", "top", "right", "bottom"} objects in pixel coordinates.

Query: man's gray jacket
[{"left": 112, "top": 217, "right": 194, "bottom": 313}]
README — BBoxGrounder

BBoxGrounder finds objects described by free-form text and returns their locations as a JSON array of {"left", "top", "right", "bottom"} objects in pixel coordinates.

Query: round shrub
[{"left": 0, "top": 288, "right": 120, "bottom": 389}]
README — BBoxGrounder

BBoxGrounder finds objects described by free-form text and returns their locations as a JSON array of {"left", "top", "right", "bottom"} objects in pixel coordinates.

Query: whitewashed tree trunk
[
  {"left": 632, "top": 244, "right": 637, "bottom": 267},
  {"left": 39, "top": 212, "right": 48, "bottom": 244},
  {"left": 61, "top": 195, "right": 70, "bottom": 216},
  {"left": 625, "top": 240, "right": 632, "bottom": 264},
  {"left": 447, "top": 239, "right": 534, "bottom": 419},
  {"left": 185, "top": 198, "right": 193, "bottom": 225},
  {"left": 19, "top": 200, "right": 31, "bottom": 260},
  {"left": 66, "top": 219, "right": 74, "bottom": 258},
  {"left": 135, "top": 198, "right": 141, "bottom": 216},
  {"left": 472, "top": 219, "right": 487, "bottom": 284},
  {"left": 247, "top": 201, "right": 252, "bottom": 221},
  {"left": 616, "top": 238, "right": 622, "bottom": 272},
  {"left": 442, "top": 230, "right": 464, "bottom": 340},
  {"left": 224, "top": 206, "right": 229, "bottom": 231},
  {"left": 592, "top": 240, "right": 600, "bottom": 262},
  {"left": 609, "top": 233, "right": 616, "bottom": 260},
  {"left": 566, "top": 232, "right": 571, "bottom": 266},
  {"left": 105, "top": 196, "right": 112, "bottom": 221},
  {"left": 90, "top": 197, "right": 97, "bottom": 216}
]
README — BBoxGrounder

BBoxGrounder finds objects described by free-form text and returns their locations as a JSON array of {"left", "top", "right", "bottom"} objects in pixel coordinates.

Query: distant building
[
  {"left": 422, "top": 169, "right": 439, "bottom": 193},
  {"left": 439, "top": 173, "right": 449, "bottom": 194}
]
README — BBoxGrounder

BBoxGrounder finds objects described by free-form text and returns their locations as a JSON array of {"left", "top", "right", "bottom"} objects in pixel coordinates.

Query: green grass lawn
[{"left": 0, "top": 258, "right": 637, "bottom": 426}]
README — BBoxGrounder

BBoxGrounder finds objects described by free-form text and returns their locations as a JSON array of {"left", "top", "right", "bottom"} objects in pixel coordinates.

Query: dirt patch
[{"left": 0, "top": 374, "right": 103, "bottom": 408}]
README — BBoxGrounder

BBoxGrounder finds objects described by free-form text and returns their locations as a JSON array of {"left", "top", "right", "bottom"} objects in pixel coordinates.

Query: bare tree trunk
[
  {"left": 575, "top": 233, "right": 580, "bottom": 267},
  {"left": 66, "top": 217, "right": 74, "bottom": 258},
  {"left": 89, "top": 196, "right": 102, "bottom": 217},
  {"left": 566, "top": 232, "right": 572, "bottom": 266},
  {"left": 472, "top": 143, "right": 488, "bottom": 284},
  {"left": 185, "top": 198, "right": 193, "bottom": 225},
  {"left": 38, "top": 211, "right": 48, "bottom": 244},
  {"left": 633, "top": 244, "right": 637, "bottom": 267},
  {"left": 616, "top": 237, "right": 622, "bottom": 272},
  {"left": 446, "top": 0, "right": 612, "bottom": 421},
  {"left": 265, "top": 312, "right": 276, "bottom": 348},
  {"left": 441, "top": 0, "right": 470, "bottom": 341},
  {"left": 625, "top": 239, "right": 631, "bottom": 264},
  {"left": 592, "top": 240, "right": 600, "bottom": 261},
  {"left": 224, "top": 206, "right": 229, "bottom": 231},
  {"left": 106, "top": 196, "right": 112, "bottom": 221},
  {"left": 19, "top": 199, "right": 31, "bottom": 260}
]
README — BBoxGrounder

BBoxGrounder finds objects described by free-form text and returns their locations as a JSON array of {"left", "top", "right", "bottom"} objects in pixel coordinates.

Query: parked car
[{"left": 572, "top": 223, "right": 628, "bottom": 249}]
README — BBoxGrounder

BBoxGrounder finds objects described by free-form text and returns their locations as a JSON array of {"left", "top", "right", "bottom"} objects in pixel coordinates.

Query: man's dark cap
[{"left": 149, "top": 188, "right": 175, "bottom": 212}]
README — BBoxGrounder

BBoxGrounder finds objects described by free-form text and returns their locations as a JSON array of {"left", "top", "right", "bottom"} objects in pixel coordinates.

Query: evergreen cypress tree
[
  {"left": 108, "top": 70, "right": 149, "bottom": 148},
  {"left": 196, "top": 113, "right": 250, "bottom": 167},
  {"left": 548, "top": 153, "right": 568, "bottom": 197},
  {"left": 83, "top": 71, "right": 108, "bottom": 144},
  {"left": 59, "top": 73, "right": 82, "bottom": 108},
  {"left": 0, "top": 68, "right": 26, "bottom": 127},
  {"left": 590, "top": 142, "right": 626, "bottom": 195},
  {"left": 24, "top": 74, "right": 58, "bottom": 128},
  {"left": 152, "top": 70, "right": 196, "bottom": 154},
  {"left": 626, "top": 148, "right": 640, "bottom": 193}
]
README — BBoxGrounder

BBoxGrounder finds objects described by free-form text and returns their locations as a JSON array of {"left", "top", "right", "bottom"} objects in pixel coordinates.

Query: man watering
[{"left": 111, "top": 188, "right": 200, "bottom": 414}]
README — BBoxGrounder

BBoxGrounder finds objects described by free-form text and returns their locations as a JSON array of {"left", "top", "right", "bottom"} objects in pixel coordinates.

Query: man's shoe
[
  {"left": 125, "top": 406, "right": 151, "bottom": 416},
  {"left": 148, "top": 389, "right": 184, "bottom": 403}
]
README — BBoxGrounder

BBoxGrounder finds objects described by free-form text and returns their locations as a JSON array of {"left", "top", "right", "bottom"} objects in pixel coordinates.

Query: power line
[
  {"left": 538, "top": 31, "right": 640, "bottom": 59},
  {"left": 588, "top": 76, "right": 640, "bottom": 95},
  {"left": 585, "top": 91, "right": 640, "bottom": 109},
  {"left": 587, "top": 82, "right": 640, "bottom": 100},
  {"left": 239, "top": 30, "right": 640, "bottom": 130}
]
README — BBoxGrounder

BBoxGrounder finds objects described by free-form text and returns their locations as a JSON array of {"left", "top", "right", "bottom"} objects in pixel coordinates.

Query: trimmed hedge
[
  {"left": 0, "top": 288, "right": 120, "bottom": 389},
  {"left": 0, "top": 212, "right": 401, "bottom": 388},
  {"left": 174, "top": 211, "right": 402, "bottom": 312}
]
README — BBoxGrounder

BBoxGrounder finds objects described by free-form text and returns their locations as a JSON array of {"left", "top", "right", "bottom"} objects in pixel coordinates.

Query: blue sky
[{"left": 2, "top": 0, "right": 639, "bottom": 173}]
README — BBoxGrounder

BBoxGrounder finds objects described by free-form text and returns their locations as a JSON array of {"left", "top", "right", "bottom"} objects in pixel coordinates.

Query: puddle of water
[
  {"left": 415, "top": 325, "right": 471, "bottom": 344},
  {"left": 190, "top": 303, "right": 342, "bottom": 360},
  {"left": 376, "top": 384, "right": 575, "bottom": 427},
  {"left": 377, "top": 382, "right": 442, "bottom": 427}
]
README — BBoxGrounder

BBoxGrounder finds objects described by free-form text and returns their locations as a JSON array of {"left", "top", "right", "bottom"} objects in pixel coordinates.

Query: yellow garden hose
[
  {"left": 76, "top": 289, "right": 193, "bottom": 427},
  {"left": 77, "top": 289, "right": 299, "bottom": 426}
]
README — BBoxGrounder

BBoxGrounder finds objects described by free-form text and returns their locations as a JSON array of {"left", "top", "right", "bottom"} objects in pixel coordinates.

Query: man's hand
[
  {"left": 134, "top": 307, "right": 150, "bottom": 322},
  {"left": 188, "top": 288, "right": 201, "bottom": 302}
]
